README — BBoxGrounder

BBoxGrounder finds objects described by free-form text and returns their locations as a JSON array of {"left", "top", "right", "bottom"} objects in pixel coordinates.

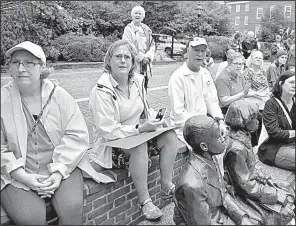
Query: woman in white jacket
[
  {"left": 1, "top": 41, "right": 113, "bottom": 225},
  {"left": 89, "top": 40, "right": 178, "bottom": 221}
]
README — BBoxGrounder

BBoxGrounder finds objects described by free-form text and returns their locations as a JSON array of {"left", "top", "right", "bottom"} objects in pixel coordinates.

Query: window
[
  {"left": 285, "top": 6, "right": 292, "bottom": 18},
  {"left": 228, "top": 5, "right": 231, "bottom": 13},
  {"left": 235, "top": 16, "right": 240, "bottom": 26},
  {"left": 256, "top": 8, "right": 263, "bottom": 19},
  {"left": 244, "top": 16, "right": 248, "bottom": 25},
  {"left": 270, "top": 5, "right": 275, "bottom": 18},
  {"left": 245, "top": 3, "right": 249, "bottom": 12},
  {"left": 236, "top": 4, "right": 240, "bottom": 12}
]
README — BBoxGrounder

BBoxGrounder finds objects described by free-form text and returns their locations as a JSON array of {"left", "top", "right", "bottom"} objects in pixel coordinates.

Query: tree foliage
[
  {"left": 1, "top": 1, "right": 233, "bottom": 64},
  {"left": 260, "top": 5, "right": 295, "bottom": 42}
]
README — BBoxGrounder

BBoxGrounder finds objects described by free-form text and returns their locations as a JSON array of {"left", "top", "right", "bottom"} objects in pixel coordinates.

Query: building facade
[{"left": 225, "top": 1, "right": 295, "bottom": 37}]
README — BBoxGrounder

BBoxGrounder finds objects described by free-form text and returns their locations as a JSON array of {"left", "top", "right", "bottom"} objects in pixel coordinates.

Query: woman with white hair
[
  {"left": 243, "top": 50, "right": 271, "bottom": 146},
  {"left": 122, "top": 5, "right": 155, "bottom": 91},
  {"left": 244, "top": 50, "right": 270, "bottom": 95}
]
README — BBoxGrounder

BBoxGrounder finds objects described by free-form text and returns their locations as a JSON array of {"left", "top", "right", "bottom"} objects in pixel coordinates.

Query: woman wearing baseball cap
[
  {"left": 266, "top": 49, "right": 288, "bottom": 88},
  {"left": 1, "top": 41, "right": 114, "bottom": 225}
]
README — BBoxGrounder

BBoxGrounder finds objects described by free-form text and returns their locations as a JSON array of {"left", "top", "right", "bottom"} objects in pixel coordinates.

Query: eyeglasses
[
  {"left": 232, "top": 62, "right": 244, "bottom": 66},
  {"left": 113, "top": 54, "right": 132, "bottom": 61},
  {"left": 10, "top": 60, "right": 41, "bottom": 68}
]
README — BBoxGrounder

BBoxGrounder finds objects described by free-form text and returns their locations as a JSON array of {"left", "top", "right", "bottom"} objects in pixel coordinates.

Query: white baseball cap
[
  {"left": 5, "top": 41, "right": 46, "bottom": 65},
  {"left": 189, "top": 37, "right": 208, "bottom": 47}
]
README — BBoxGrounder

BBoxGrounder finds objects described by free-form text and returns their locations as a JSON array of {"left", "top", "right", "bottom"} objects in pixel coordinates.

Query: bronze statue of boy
[{"left": 173, "top": 115, "right": 261, "bottom": 225}]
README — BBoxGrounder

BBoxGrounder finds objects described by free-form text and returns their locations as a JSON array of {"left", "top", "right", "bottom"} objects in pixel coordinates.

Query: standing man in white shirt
[{"left": 168, "top": 37, "right": 229, "bottom": 149}]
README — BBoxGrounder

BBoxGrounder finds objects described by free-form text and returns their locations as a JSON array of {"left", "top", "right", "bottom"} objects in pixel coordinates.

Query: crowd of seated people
[{"left": 1, "top": 13, "right": 295, "bottom": 224}]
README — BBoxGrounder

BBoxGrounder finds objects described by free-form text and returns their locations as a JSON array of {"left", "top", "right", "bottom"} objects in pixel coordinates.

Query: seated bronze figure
[
  {"left": 173, "top": 115, "right": 261, "bottom": 225},
  {"left": 224, "top": 100, "right": 295, "bottom": 225}
]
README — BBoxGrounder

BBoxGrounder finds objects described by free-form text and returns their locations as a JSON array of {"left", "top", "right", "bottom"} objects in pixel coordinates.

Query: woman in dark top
[{"left": 258, "top": 71, "right": 295, "bottom": 170}]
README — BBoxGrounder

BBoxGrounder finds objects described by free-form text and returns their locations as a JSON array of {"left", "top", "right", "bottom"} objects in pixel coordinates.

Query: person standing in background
[
  {"left": 270, "top": 34, "right": 286, "bottom": 63},
  {"left": 241, "top": 31, "right": 258, "bottom": 59},
  {"left": 122, "top": 5, "right": 155, "bottom": 92}
]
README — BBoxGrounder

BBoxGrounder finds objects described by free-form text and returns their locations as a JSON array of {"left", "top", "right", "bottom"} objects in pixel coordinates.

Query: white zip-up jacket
[
  {"left": 1, "top": 79, "right": 114, "bottom": 191},
  {"left": 88, "top": 72, "right": 156, "bottom": 169}
]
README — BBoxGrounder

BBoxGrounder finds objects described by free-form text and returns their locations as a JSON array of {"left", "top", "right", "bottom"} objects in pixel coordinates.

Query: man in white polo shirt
[{"left": 168, "top": 37, "right": 228, "bottom": 148}]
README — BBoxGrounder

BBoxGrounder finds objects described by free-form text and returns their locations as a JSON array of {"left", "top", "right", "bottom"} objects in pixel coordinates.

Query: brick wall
[{"left": 1, "top": 143, "right": 188, "bottom": 225}]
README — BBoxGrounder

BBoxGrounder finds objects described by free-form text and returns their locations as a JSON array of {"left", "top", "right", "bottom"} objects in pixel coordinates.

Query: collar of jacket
[
  {"left": 6, "top": 78, "right": 58, "bottom": 105},
  {"left": 188, "top": 152, "right": 224, "bottom": 186},
  {"left": 129, "top": 21, "right": 152, "bottom": 34},
  {"left": 229, "top": 130, "right": 252, "bottom": 149},
  {"left": 181, "top": 62, "right": 204, "bottom": 80},
  {"left": 96, "top": 72, "right": 142, "bottom": 98}
]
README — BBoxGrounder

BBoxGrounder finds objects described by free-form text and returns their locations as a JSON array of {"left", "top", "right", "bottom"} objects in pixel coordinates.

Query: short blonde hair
[
  {"left": 103, "top": 40, "right": 138, "bottom": 78},
  {"left": 131, "top": 6, "right": 145, "bottom": 17}
]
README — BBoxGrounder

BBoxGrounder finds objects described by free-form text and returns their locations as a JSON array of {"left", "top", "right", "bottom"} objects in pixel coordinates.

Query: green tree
[
  {"left": 173, "top": 1, "right": 232, "bottom": 37},
  {"left": 260, "top": 5, "right": 295, "bottom": 42}
]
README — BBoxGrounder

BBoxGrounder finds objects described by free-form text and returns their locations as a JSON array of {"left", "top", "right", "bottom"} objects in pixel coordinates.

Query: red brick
[
  {"left": 101, "top": 218, "right": 115, "bottom": 225},
  {"left": 126, "top": 205, "right": 139, "bottom": 217},
  {"left": 173, "top": 158, "right": 186, "bottom": 169},
  {"left": 114, "top": 196, "right": 126, "bottom": 207},
  {"left": 132, "top": 210, "right": 142, "bottom": 220},
  {"left": 147, "top": 171, "right": 160, "bottom": 182},
  {"left": 109, "top": 201, "right": 131, "bottom": 218},
  {"left": 126, "top": 189, "right": 138, "bottom": 200},
  {"left": 83, "top": 203, "right": 92, "bottom": 214},
  {"left": 153, "top": 199, "right": 160, "bottom": 207},
  {"left": 112, "top": 180, "right": 124, "bottom": 191},
  {"left": 155, "top": 192, "right": 162, "bottom": 200},
  {"left": 130, "top": 215, "right": 145, "bottom": 225},
  {"left": 94, "top": 214, "right": 108, "bottom": 225},
  {"left": 132, "top": 197, "right": 139, "bottom": 206},
  {"left": 173, "top": 166, "right": 182, "bottom": 176},
  {"left": 148, "top": 180, "right": 156, "bottom": 189},
  {"left": 107, "top": 186, "right": 130, "bottom": 202},
  {"left": 116, "top": 216, "right": 131, "bottom": 225},
  {"left": 88, "top": 202, "right": 113, "bottom": 220},
  {"left": 149, "top": 185, "right": 160, "bottom": 196},
  {"left": 125, "top": 177, "right": 133, "bottom": 185},
  {"left": 151, "top": 195, "right": 156, "bottom": 202},
  {"left": 89, "top": 182, "right": 113, "bottom": 195},
  {"left": 113, "top": 169, "right": 129, "bottom": 181},
  {"left": 115, "top": 212, "right": 126, "bottom": 222},
  {"left": 93, "top": 196, "right": 107, "bottom": 209},
  {"left": 85, "top": 187, "right": 111, "bottom": 203}
]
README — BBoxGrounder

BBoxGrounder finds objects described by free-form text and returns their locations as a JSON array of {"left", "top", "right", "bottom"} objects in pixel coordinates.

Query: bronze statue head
[
  {"left": 183, "top": 115, "right": 228, "bottom": 155},
  {"left": 225, "top": 100, "right": 259, "bottom": 132}
]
